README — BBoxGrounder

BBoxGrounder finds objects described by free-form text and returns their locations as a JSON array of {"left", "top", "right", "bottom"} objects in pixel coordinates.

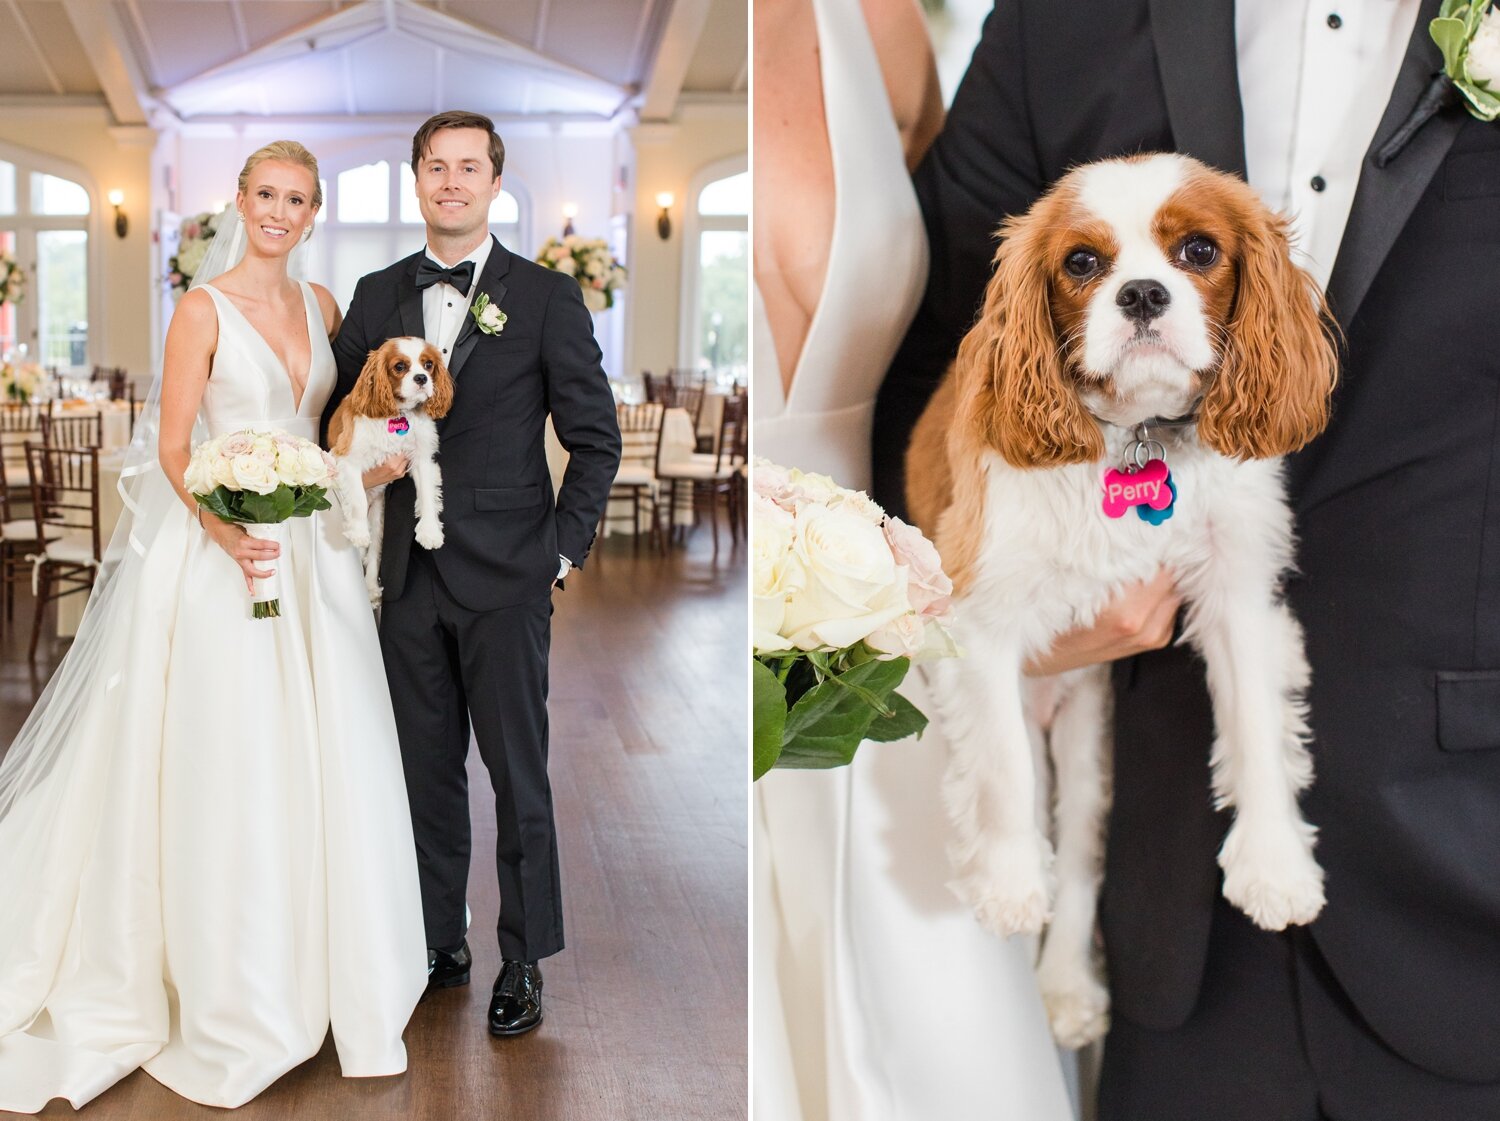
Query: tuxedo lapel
[
  {"left": 1325, "top": 0, "right": 1461, "bottom": 329},
  {"left": 399, "top": 254, "right": 425, "bottom": 338},
  {"left": 449, "top": 236, "right": 511, "bottom": 379},
  {"left": 1149, "top": 0, "right": 1247, "bottom": 178}
]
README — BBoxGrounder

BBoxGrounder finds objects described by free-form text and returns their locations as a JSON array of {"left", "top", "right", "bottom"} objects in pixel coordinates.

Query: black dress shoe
[
  {"left": 424, "top": 940, "right": 472, "bottom": 996},
  {"left": 489, "top": 960, "right": 543, "bottom": 1036}
]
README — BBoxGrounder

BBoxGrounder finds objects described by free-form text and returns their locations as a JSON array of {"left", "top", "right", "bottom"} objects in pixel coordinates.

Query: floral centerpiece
[
  {"left": 0, "top": 248, "right": 23, "bottom": 308},
  {"left": 1, "top": 361, "right": 45, "bottom": 404},
  {"left": 535, "top": 235, "right": 627, "bottom": 312},
  {"left": 167, "top": 208, "right": 228, "bottom": 299},
  {"left": 184, "top": 429, "right": 337, "bottom": 618},
  {"left": 753, "top": 461, "right": 958, "bottom": 779}
]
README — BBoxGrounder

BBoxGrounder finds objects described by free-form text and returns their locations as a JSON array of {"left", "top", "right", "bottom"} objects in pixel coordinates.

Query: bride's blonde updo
[{"left": 237, "top": 140, "right": 323, "bottom": 208}]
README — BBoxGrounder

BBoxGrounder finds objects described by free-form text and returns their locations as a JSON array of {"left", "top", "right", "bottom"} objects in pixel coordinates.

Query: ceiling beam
[
  {"left": 9, "top": 0, "right": 65, "bottom": 97},
  {"left": 61, "top": 0, "right": 151, "bottom": 125},
  {"left": 639, "top": 0, "right": 711, "bottom": 121},
  {"left": 165, "top": 2, "right": 383, "bottom": 94}
]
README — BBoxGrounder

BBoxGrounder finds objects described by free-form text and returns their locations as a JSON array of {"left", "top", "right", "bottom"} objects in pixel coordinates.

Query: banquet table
[{"left": 546, "top": 405, "right": 698, "bottom": 534}]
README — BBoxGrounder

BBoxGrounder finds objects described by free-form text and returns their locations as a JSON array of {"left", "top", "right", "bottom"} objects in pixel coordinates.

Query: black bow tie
[{"left": 415, "top": 258, "right": 476, "bottom": 292}]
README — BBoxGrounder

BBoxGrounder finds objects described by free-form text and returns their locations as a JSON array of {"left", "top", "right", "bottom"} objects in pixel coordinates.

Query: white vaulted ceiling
[{"left": 0, "top": 0, "right": 746, "bottom": 124}]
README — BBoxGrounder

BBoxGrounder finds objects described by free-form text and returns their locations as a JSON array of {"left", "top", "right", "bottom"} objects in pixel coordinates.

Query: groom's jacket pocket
[
  {"left": 473, "top": 484, "right": 545, "bottom": 511},
  {"left": 1435, "top": 670, "right": 1500, "bottom": 752}
]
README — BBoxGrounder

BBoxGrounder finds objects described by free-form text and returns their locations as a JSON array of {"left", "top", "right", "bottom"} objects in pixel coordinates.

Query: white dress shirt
[
  {"left": 1236, "top": 0, "right": 1421, "bottom": 290},
  {"left": 421, "top": 235, "right": 493, "bottom": 363},
  {"left": 421, "top": 235, "right": 571, "bottom": 580}
]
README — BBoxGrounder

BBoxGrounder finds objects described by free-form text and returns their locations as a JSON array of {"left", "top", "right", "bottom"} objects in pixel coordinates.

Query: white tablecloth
[{"left": 546, "top": 406, "right": 697, "bottom": 535}]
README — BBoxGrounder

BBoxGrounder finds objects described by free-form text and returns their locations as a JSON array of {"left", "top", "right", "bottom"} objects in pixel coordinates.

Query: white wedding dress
[
  {"left": 752, "top": 1, "right": 1076, "bottom": 1118},
  {"left": 0, "top": 280, "right": 428, "bottom": 1112}
]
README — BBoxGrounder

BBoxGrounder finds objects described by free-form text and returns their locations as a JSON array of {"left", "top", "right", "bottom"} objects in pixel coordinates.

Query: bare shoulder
[
  {"left": 861, "top": 0, "right": 943, "bottom": 167},
  {"left": 308, "top": 282, "right": 343, "bottom": 335},
  {"left": 167, "top": 287, "right": 219, "bottom": 348}
]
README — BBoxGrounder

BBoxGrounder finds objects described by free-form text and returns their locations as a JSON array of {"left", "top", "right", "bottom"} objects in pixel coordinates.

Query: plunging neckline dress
[
  {"left": 0, "top": 281, "right": 428, "bottom": 1112},
  {"left": 752, "top": 1, "right": 1076, "bottom": 1118}
]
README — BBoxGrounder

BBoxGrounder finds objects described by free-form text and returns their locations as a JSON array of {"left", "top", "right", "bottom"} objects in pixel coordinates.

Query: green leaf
[
  {"left": 1431, "top": 15, "right": 1469, "bottom": 75},
  {"left": 195, "top": 486, "right": 247, "bottom": 524},
  {"left": 775, "top": 657, "right": 912, "bottom": 770},
  {"left": 291, "top": 484, "right": 331, "bottom": 517},
  {"left": 752, "top": 660, "right": 788, "bottom": 780},
  {"left": 864, "top": 689, "right": 930, "bottom": 743}
]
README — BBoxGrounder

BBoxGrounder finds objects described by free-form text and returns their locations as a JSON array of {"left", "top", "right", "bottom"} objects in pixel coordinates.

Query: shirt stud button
[
  {"left": 1327, "top": 13, "right": 1342, "bottom": 28},
  {"left": 1310, "top": 175, "right": 1327, "bottom": 192}
]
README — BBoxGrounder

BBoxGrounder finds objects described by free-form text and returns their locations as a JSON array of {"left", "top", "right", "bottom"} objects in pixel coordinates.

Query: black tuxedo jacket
[
  {"left": 876, "top": 0, "right": 1500, "bottom": 1082},
  {"left": 325, "top": 237, "right": 621, "bottom": 612}
]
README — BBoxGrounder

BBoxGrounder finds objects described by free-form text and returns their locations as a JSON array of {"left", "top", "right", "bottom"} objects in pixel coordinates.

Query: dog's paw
[
  {"left": 366, "top": 582, "right": 383, "bottom": 606},
  {"left": 415, "top": 522, "right": 444, "bottom": 550},
  {"left": 950, "top": 832, "right": 1055, "bottom": 936},
  {"left": 1219, "top": 820, "right": 1325, "bottom": 931},
  {"left": 1037, "top": 963, "right": 1110, "bottom": 1049},
  {"left": 344, "top": 525, "right": 371, "bottom": 550}
]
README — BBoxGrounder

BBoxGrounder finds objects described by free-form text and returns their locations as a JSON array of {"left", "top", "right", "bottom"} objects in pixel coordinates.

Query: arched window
[
  {"left": 679, "top": 161, "right": 747, "bottom": 385},
  {"left": 316, "top": 149, "right": 529, "bottom": 309},
  {"left": 0, "top": 148, "right": 95, "bottom": 372}
]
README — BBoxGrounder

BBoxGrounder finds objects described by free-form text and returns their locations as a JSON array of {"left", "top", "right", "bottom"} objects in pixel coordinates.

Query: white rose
[
  {"left": 866, "top": 612, "right": 958, "bottom": 663},
  {"left": 176, "top": 238, "right": 209, "bottom": 277},
  {"left": 830, "top": 487, "right": 886, "bottom": 524},
  {"left": 183, "top": 453, "right": 214, "bottom": 495},
  {"left": 752, "top": 494, "right": 805, "bottom": 652},
  {"left": 230, "top": 453, "right": 278, "bottom": 495},
  {"left": 781, "top": 503, "right": 911, "bottom": 651},
  {"left": 1469, "top": 8, "right": 1500, "bottom": 86},
  {"left": 480, "top": 303, "right": 506, "bottom": 331},
  {"left": 298, "top": 444, "right": 331, "bottom": 486},
  {"left": 211, "top": 453, "right": 237, "bottom": 489},
  {"left": 555, "top": 255, "right": 577, "bottom": 276}
]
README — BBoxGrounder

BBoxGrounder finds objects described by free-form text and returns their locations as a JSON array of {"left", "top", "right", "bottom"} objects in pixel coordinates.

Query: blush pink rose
[{"left": 883, "top": 516, "right": 953, "bottom": 619}]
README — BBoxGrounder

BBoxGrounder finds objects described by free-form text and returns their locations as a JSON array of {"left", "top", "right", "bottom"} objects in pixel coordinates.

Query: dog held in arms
[
  {"left": 906, "top": 153, "right": 1340, "bottom": 1048},
  {"left": 328, "top": 336, "right": 453, "bottom": 602}
]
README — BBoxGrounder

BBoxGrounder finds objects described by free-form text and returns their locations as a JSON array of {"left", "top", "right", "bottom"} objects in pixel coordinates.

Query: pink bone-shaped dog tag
[{"left": 1101, "top": 458, "right": 1173, "bottom": 519}]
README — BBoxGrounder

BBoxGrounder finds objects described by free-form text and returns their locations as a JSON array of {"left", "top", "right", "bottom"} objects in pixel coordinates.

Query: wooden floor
[{"left": 0, "top": 525, "right": 748, "bottom": 1120}]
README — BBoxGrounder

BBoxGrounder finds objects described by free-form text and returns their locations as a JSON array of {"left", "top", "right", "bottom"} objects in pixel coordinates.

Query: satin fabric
[
  {"left": 0, "top": 281, "right": 427, "bottom": 1111},
  {"left": 750, "top": 0, "right": 1076, "bottom": 1117}
]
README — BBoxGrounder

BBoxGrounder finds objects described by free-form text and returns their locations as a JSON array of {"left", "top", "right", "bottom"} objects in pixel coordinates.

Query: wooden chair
[
  {"left": 40, "top": 412, "right": 103, "bottom": 449},
  {"left": 0, "top": 447, "right": 50, "bottom": 634},
  {"left": 0, "top": 403, "right": 47, "bottom": 494},
  {"left": 600, "top": 402, "right": 667, "bottom": 555},
  {"left": 658, "top": 393, "right": 748, "bottom": 558},
  {"left": 25, "top": 442, "right": 101, "bottom": 660}
]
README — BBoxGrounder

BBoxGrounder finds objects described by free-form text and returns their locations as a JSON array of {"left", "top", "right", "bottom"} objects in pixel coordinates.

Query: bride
[{"left": 0, "top": 140, "right": 427, "bottom": 1112}]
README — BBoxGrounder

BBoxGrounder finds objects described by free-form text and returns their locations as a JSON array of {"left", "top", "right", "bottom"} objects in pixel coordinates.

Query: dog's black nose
[
  {"left": 1116, "top": 279, "right": 1170, "bottom": 322},
  {"left": 413, "top": 373, "right": 429, "bottom": 386}
]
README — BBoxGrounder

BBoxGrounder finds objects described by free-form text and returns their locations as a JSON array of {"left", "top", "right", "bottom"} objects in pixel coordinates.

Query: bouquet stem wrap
[{"left": 244, "top": 522, "right": 286, "bottom": 619}]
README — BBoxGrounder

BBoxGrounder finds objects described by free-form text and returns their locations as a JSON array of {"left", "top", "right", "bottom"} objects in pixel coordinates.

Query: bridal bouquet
[
  {"left": 535, "top": 235, "right": 628, "bottom": 312},
  {"left": 168, "top": 208, "right": 228, "bottom": 298},
  {"left": 753, "top": 461, "right": 957, "bottom": 779},
  {"left": 184, "top": 429, "right": 337, "bottom": 618},
  {"left": 1, "top": 361, "right": 44, "bottom": 404},
  {"left": 0, "top": 248, "right": 23, "bottom": 308}
]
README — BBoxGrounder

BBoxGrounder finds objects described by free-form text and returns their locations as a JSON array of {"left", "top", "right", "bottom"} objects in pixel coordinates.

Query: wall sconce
[
  {"left": 655, "top": 192, "right": 674, "bottom": 240},
  {"left": 562, "top": 202, "right": 577, "bottom": 238},
  {"left": 107, "top": 190, "right": 127, "bottom": 238}
]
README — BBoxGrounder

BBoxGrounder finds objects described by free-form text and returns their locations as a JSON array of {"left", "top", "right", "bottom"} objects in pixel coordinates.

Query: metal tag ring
[{"left": 1131, "top": 439, "right": 1167, "bottom": 471}]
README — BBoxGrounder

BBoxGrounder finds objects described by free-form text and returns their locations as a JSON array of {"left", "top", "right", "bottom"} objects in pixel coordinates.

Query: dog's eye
[
  {"left": 1179, "top": 235, "right": 1219, "bottom": 268},
  {"left": 395, "top": 362, "right": 408, "bottom": 373},
  {"left": 1063, "top": 249, "right": 1101, "bottom": 279},
  {"left": 422, "top": 360, "right": 433, "bottom": 371}
]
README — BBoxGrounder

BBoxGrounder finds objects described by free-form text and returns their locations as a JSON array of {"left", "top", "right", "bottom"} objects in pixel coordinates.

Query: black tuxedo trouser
[
  {"left": 380, "top": 549, "right": 563, "bottom": 962},
  {"left": 1099, "top": 896, "right": 1500, "bottom": 1121}
]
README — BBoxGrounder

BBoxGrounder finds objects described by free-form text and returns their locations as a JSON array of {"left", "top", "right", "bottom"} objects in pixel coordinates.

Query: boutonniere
[
  {"left": 1377, "top": 0, "right": 1499, "bottom": 166},
  {"left": 470, "top": 291, "right": 507, "bottom": 336}
]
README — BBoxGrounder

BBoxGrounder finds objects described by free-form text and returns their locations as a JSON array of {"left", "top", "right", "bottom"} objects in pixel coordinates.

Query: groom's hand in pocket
[
  {"left": 1023, "top": 568, "right": 1182, "bottom": 676},
  {"left": 362, "top": 453, "right": 410, "bottom": 490}
]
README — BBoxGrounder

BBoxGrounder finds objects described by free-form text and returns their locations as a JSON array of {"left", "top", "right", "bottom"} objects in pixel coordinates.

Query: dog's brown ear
[
  {"left": 424, "top": 344, "right": 455, "bottom": 420},
  {"left": 956, "top": 206, "right": 1104, "bottom": 469},
  {"left": 348, "top": 344, "right": 401, "bottom": 418},
  {"left": 1198, "top": 207, "right": 1339, "bottom": 459}
]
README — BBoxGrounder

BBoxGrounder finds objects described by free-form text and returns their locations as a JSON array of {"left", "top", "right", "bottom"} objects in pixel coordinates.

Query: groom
[{"left": 325, "top": 110, "right": 621, "bottom": 1036}]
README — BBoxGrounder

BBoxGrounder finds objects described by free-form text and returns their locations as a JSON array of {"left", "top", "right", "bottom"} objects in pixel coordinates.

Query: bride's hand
[
  {"left": 362, "top": 453, "right": 410, "bottom": 489},
  {"left": 201, "top": 515, "right": 280, "bottom": 594},
  {"left": 1023, "top": 568, "right": 1182, "bottom": 676}
]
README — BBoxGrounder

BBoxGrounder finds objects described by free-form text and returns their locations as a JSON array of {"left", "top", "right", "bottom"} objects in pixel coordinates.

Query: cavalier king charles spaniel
[
  {"left": 328, "top": 336, "right": 453, "bottom": 603},
  {"left": 906, "top": 153, "right": 1340, "bottom": 1047}
]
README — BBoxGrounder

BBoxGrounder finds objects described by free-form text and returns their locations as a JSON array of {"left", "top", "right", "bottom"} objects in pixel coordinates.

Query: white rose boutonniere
[
  {"left": 470, "top": 291, "right": 507, "bottom": 336},
  {"left": 1379, "top": 0, "right": 1500, "bottom": 165}
]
